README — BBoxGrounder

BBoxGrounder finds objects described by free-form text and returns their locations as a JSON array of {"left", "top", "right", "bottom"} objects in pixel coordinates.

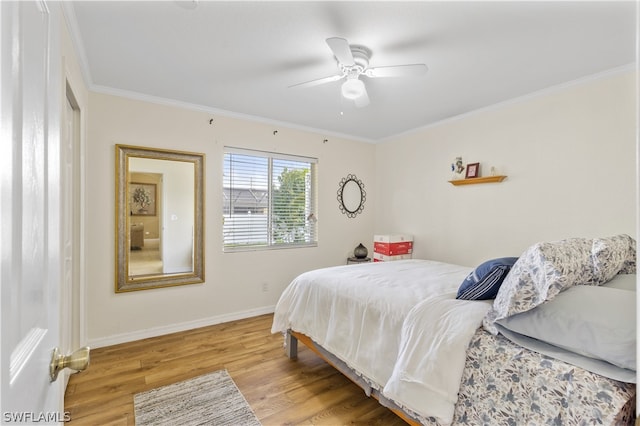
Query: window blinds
[{"left": 223, "top": 148, "right": 317, "bottom": 251}]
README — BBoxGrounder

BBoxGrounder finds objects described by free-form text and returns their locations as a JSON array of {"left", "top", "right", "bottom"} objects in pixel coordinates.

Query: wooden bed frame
[{"left": 285, "top": 330, "right": 421, "bottom": 426}]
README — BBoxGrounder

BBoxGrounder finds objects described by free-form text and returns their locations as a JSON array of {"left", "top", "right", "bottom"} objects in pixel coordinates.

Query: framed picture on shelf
[
  {"left": 465, "top": 162, "right": 480, "bottom": 179},
  {"left": 130, "top": 182, "right": 157, "bottom": 216}
]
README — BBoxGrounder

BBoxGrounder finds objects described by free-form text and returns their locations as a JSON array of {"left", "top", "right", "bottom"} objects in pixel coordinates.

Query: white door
[{"left": 1, "top": 1, "right": 67, "bottom": 422}]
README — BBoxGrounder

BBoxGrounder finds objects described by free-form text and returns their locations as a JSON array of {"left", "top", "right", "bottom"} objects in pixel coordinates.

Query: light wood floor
[
  {"left": 64, "top": 314, "right": 406, "bottom": 425},
  {"left": 128, "top": 239, "right": 162, "bottom": 276}
]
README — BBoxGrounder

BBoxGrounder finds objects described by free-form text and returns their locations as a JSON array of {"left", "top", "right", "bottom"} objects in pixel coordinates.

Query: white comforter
[
  {"left": 383, "top": 293, "right": 491, "bottom": 424},
  {"left": 271, "top": 259, "right": 492, "bottom": 425}
]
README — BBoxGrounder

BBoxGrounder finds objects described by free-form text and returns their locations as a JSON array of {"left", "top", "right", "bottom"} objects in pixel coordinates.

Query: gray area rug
[{"left": 134, "top": 369, "right": 261, "bottom": 426}]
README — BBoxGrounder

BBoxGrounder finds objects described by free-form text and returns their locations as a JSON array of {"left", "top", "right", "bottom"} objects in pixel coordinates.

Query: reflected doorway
[{"left": 128, "top": 171, "right": 163, "bottom": 276}]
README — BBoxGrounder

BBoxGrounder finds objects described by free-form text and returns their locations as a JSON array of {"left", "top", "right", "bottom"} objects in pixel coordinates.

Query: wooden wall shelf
[{"left": 448, "top": 175, "right": 507, "bottom": 186}]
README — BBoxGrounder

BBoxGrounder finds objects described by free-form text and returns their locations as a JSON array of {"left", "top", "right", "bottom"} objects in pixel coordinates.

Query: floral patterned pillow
[
  {"left": 592, "top": 233, "right": 637, "bottom": 278},
  {"left": 483, "top": 234, "right": 636, "bottom": 334}
]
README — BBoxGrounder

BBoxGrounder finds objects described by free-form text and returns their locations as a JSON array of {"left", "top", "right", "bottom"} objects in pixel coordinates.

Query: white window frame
[{"left": 223, "top": 147, "right": 318, "bottom": 252}]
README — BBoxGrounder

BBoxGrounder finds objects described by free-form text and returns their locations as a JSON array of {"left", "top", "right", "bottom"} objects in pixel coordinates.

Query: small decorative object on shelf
[
  {"left": 353, "top": 243, "right": 368, "bottom": 259},
  {"left": 465, "top": 162, "right": 480, "bottom": 179},
  {"left": 451, "top": 157, "right": 465, "bottom": 180}
]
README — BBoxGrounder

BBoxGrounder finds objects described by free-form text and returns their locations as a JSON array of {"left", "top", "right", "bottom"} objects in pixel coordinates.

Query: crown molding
[
  {"left": 60, "top": 2, "right": 93, "bottom": 89},
  {"left": 90, "top": 83, "right": 375, "bottom": 144}
]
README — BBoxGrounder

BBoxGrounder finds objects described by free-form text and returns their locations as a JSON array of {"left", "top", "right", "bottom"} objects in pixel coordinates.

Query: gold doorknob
[{"left": 50, "top": 346, "right": 90, "bottom": 382}]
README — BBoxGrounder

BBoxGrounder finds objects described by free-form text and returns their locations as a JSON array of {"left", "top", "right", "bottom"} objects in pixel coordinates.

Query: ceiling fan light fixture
[{"left": 341, "top": 78, "right": 365, "bottom": 100}]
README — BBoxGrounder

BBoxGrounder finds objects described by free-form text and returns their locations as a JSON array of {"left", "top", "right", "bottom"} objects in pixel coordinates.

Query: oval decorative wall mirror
[
  {"left": 115, "top": 145, "right": 205, "bottom": 292},
  {"left": 337, "top": 174, "right": 366, "bottom": 218}
]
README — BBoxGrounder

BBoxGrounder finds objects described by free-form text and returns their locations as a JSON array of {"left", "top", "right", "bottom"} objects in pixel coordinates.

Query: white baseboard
[{"left": 87, "top": 305, "right": 276, "bottom": 349}]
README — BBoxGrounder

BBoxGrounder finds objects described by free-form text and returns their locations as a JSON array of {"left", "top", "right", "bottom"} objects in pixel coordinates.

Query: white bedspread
[{"left": 271, "top": 259, "right": 490, "bottom": 424}]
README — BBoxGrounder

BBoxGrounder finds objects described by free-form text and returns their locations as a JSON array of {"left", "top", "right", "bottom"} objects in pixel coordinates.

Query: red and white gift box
[
  {"left": 373, "top": 235, "right": 413, "bottom": 261},
  {"left": 373, "top": 252, "right": 413, "bottom": 262},
  {"left": 374, "top": 234, "right": 413, "bottom": 243},
  {"left": 373, "top": 241, "right": 413, "bottom": 256}
]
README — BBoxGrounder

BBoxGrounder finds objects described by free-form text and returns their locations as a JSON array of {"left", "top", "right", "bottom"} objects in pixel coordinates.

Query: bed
[{"left": 271, "top": 234, "right": 637, "bottom": 425}]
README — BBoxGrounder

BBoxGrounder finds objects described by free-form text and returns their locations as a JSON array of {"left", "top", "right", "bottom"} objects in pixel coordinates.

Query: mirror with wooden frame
[{"left": 115, "top": 145, "right": 205, "bottom": 292}]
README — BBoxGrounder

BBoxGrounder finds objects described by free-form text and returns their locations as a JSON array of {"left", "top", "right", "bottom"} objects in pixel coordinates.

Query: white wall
[
  {"left": 375, "top": 69, "right": 637, "bottom": 267},
  {"left": 85, "top": 93, "right": 376, "bottom": 346}
]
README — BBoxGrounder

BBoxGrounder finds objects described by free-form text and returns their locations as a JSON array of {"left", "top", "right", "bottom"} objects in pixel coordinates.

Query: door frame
[{"left": 60, "top": 81, "right": 87, "bottom": 389}]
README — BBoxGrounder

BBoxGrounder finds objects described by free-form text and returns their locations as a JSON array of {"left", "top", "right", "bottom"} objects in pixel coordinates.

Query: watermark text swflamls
[{"left": 3, "top": 411, "right": 71, "bottom": 423}]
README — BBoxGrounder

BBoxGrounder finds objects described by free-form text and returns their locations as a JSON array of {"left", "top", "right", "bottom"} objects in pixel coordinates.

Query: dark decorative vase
[{"left": 354, "top": 243, "right": 368, "bottom": 259}]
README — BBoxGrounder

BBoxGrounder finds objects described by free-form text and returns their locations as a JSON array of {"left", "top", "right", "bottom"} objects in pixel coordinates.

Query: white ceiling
[{"left": 66, "top": 1, "right": 637, "bottom": 142}]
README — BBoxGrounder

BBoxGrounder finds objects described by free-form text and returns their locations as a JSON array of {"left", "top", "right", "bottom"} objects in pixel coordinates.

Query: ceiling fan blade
[
  {"left": 354, "top": 86, "right": 370, "bottom": 108},
  {"left": 288, "top": 74, "right": 343, "bottom": 89},
  {"left": 365, "top": 64, "right": 428, "bottom": 78},
  {"left": 326, "top": 37, "right": 355, "bottom": 66}
]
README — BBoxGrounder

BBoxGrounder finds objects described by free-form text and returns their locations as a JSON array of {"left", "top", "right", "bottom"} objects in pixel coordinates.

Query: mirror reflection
[
  {"left": 342, "top": 180, "right": 362, "bottom": 213},
  {"left": 116, "top": 145, "right": 205, "bottom": 292}
]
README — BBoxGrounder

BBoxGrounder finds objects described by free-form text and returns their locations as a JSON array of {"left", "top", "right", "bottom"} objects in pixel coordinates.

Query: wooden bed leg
[{"left": 285, "top": 330, "right": 298, "bottom": 359}]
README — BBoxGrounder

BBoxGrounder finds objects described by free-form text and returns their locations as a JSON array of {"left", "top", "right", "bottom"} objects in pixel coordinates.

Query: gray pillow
[
  {"left": 603, "top": 273, "right": 636, "bottom": 291},
  {"left": 496, "top": 281, "right": 636, "bottom": 371}
]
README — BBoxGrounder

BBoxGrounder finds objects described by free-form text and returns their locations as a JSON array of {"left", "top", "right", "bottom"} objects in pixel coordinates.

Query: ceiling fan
[{"left": 289, "top": 37, "right": 428, "bottom": 107}]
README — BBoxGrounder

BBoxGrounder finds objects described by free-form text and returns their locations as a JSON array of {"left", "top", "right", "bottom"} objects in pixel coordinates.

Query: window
[{"left": 223, "top": 147, "right": 317, "bottom": 251}]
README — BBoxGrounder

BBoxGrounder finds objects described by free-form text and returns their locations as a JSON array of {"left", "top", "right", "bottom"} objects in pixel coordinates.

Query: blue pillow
[{"left": 456, "top": 257, "right": 519, "bottom": 300}]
